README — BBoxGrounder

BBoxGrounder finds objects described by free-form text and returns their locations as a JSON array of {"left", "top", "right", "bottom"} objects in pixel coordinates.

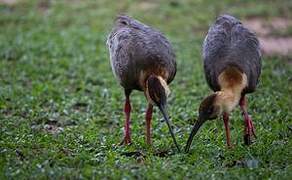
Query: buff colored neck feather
[
  {"left": 145, "top": 75, "right": 170, "bottom": 105},
  {"left": 215, "top": 67, "right": 248, "bottom": 113}
]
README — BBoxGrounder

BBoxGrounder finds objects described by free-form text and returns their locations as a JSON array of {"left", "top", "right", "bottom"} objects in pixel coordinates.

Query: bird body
[
  {"left": 185, "top": 15, "right": 261, "bottom": 152},
  {"left": 107, "top": 16, "right": 176, "bottom": 91},
  {"left": 107, "top": 15, "right": 180, "bottom": 151},
  {"left": 203, "top": 15, "right": 261, "bottom": 94}
]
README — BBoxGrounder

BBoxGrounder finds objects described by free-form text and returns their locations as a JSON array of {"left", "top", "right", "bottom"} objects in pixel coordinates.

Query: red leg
[
  {"left": 122, "top": 90, "right": 132, "bottom": 145},
  {"left": 239, "top": 95, "right": 256, "bottom": 145},
  {"left": 223, "top": 112, "right": 232, "bottom": 147},
  {"left": 145, "top": 103, "right": 153, "bottom": 145}
]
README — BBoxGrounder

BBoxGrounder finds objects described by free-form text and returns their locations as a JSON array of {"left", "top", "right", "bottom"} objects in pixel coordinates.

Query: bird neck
[
  {"left": 145, "top": 75, "right": 170, "bottom": 106},
  {"left": 215, "top": 89, "right": 241, "bottom": 113},
  {"left": 216, "top": 67, "right": 248, "bottom": 113},
  {"left": 156, "top": 76, "right": 170, "bottom": 96}
]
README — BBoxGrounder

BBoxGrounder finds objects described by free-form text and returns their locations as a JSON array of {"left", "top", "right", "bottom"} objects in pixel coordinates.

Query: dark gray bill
[
  {"left": 185, "top": 116, "right": 206, "bottom": 153},
  {"left": 159, "top": 105, "right": 181, "bottom": 152}
]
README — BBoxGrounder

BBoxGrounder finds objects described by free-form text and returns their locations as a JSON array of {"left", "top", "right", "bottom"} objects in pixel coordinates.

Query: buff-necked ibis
[
  {"left": 185, "top": 15, "right": 261, "bottom": 152},
  {"left": 107, "top": 15, "right": 180, "bottom": 152}
]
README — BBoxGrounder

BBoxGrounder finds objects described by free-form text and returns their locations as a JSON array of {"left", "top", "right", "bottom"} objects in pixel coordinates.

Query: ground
[{"left": 0, "top": 0, "right": 292, "bottom": 179}]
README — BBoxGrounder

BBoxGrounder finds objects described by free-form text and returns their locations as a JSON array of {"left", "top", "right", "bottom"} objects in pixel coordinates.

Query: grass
[{"left": 0, "top": 0, "right": 292, "bottom": 179}]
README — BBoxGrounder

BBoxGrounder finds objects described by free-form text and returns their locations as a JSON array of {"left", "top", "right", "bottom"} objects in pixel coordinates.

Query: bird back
[
  {"left": 203, "top": 15, "right": 261, "bottom": 93},
  {"left": 107, "top": 16, "right": 176, "bottom": 91}
]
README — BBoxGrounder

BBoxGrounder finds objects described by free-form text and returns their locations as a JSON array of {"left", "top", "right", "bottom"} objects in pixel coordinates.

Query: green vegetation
[{"left": 1, "top": 0, "right": 291, "bottom": 179}]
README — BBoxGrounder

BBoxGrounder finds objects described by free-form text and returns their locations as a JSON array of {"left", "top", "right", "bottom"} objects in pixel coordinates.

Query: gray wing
[
  {"left": 230, "top": 24, "right": 261, "bottom": 93},
  {"left": 107, "top": 28, "right": 135, "bottom": 89},
  {"left": 203, "top": 15, "right": 261, "bottom": 93},
  {"left": 202, "top": 21, "right": 229, "bottom": 91},
  {"left": 132, "top": 30, "right": 176, "bottom": 85}
]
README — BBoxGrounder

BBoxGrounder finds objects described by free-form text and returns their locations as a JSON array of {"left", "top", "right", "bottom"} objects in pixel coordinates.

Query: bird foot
[
  {"left": 244, "top": 134, "right": 252, "bottom": 145},
  {"left": 226, "top": 144, "right": 234, "bottom": 149},
  {"left": 119, "top": 136, "right": 132, "bottom": 146},
  {"left": 244, "top": 117, "right": 256, "bottom": 145},
  {"left": 146, "top": 138, "right": 152, "bottom": 146}
]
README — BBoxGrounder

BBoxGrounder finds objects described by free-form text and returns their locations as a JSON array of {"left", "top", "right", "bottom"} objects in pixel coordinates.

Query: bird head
[
  {"left": 198, "top": 93, "right": 223, "bottom": 121},
  {"left": 145, "top": 75, "right": 180, "bottom": 152},
  {"left": 145, "top": 75, "right": 170, "bottom": 108},
  {"left": 185, "top": 93, "right": 223, "bottom": 152}
]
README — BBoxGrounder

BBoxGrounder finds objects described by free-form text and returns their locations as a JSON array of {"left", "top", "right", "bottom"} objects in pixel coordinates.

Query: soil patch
[{"left": 243, "top": 17, "right": 292, "bottom": 57}]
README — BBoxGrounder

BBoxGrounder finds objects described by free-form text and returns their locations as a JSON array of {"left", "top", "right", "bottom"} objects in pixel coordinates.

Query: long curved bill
[
  {"left": 185, "top": 116, "right": 206, "bottom": 153},
  {"left": 159, "top": 105, "right": 181, "bottom": 152}
]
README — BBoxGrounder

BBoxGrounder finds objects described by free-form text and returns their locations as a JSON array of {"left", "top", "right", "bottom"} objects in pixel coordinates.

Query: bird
[
  {"left": 185, "top": 14, "right": 261, "bottom": 152},
  {"left": 106, "top": 15, "right": 180, "bottom": 152}
]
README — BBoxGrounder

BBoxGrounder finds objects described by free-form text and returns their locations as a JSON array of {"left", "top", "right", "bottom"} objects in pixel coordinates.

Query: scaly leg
[
  {"left": 239, "top": 95, "right": 256, "bottom": 145},
  {"left": 120, "top": 90, "right": 132, "bottom": 145},
  {"left": 223, "top": 112, "right": 232, "bottom": 147},
  {"left": 145, "top": 103, "right": 153, "bottom": 145}
]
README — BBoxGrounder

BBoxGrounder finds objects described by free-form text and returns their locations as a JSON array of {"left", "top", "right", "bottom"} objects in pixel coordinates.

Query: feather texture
[
  {"left": 107, "top": 15, "right": 176, "bottom": 91},
  {"left": 203, "top": 14, "right": 261, "bottom": 93}
]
